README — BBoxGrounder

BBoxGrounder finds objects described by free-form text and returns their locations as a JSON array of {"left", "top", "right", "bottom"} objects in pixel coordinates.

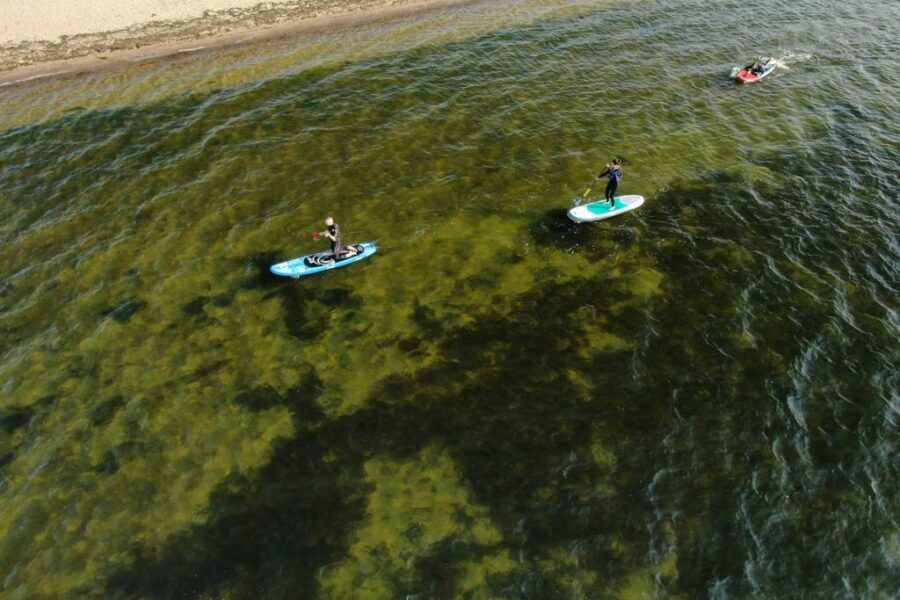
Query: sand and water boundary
[{"left": 0, "top": 0, "right": 476, "bottom": 87}]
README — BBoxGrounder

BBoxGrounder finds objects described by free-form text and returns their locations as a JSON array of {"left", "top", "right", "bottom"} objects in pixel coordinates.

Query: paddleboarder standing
[{"left": 596, "top": 159, "right": 623, "bottom": 207}]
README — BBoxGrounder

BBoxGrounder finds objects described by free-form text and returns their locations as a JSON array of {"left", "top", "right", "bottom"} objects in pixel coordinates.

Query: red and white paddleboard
[{"left": 734, "top": 58, "right": 777, "bottom": 84}]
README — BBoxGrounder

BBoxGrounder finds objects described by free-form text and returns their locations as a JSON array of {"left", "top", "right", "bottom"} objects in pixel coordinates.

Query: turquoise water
[{"left": 1, "top": 0, "right": 898, "bottom": 598}]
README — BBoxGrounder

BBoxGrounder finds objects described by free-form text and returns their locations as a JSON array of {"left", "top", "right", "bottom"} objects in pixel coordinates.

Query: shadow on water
[
  {"left": 178, "top": 249, "right": 368, "bottom": 347},
  {"left": 528, "top": 208, "right": 598, "bottom": 251},
  {"left": 240, "top": 251, "right": 286, "bottom": 290}
]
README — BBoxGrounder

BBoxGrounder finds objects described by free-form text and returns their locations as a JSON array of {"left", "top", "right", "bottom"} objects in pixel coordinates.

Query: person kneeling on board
[
  {"left": 318, "top": 217, "right": 357, "bottom": 260},
  {"left": 596, "top": 158, "right": 623, "bottom": 208}
]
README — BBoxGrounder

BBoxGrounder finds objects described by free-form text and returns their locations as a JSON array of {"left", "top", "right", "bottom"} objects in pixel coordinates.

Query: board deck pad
[
  {"left": 567, "top": 194, "right": 645, "bottom": 223},
  {"left": 586, "top": 197, "right": 628, "bottom": 215}
]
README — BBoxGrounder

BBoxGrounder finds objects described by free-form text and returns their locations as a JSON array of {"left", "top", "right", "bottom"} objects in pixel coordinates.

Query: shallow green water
[{"left": 1, "top": 0, "right": 898, "bottom": 598}]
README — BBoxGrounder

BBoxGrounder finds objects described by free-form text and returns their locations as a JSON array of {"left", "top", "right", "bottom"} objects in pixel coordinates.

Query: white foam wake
[{"left": 774, "top": 51, "right": 814, "bottom": 70}]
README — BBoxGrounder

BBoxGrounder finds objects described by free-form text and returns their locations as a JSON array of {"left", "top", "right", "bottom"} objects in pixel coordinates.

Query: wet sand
[{"left": 0, "top": 0, "right": 475, "bottom": 86}]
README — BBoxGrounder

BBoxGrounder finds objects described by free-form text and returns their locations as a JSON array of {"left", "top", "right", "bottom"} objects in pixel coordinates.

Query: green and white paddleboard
[{"left": 567, "top": 195, "right": 644, "bottom": 223}]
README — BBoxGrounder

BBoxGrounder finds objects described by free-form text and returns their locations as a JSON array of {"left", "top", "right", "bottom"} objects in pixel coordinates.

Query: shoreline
[{"left": 0, "top": 0, "right": 477, "bottom": 88}]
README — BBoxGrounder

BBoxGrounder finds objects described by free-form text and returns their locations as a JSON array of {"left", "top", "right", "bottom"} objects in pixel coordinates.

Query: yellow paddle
[{"left": 575, "top": 174, "right": 601, "bottom": 206}]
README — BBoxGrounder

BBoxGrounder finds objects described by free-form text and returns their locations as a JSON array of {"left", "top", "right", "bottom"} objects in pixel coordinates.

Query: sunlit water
[{"left": 1, "top": 0, "right": 898, "bottom": 598}]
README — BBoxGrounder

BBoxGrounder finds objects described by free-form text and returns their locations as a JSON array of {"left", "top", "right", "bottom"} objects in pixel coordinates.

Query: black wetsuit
[
  {"left": 598, "top": 165, "right": 623, "bottom": 204},
  {"left": 326, "top": 223, "right": 342, "bottom": 258}
]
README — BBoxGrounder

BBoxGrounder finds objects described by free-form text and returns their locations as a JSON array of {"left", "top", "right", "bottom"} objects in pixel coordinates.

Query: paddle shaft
[{"left": 583, "top": 166, "right": 611, "bottom": 198}]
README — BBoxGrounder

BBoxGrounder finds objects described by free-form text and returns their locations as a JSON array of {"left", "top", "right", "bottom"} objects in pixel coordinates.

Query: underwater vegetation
[{"left": 1, "top": 0, "right": 899, "bottom": 597}]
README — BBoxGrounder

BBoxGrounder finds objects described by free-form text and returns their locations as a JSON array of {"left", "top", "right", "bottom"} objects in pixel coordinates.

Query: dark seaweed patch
[
  {"left": 403, "top": 538, "right": 499, "bottom": 600},
  {"left": 528, "top": 208, "right": 604, "bottom": 251},
  {"left": 277, "top": 287, "right": 319, "bottom": 342},
  {"left": 181, "top": 294, "right": 231, "bottom": 320},
  {"left": 104, "top": 298, "right": 146, "bottom": 323},
  {"left": 0, "top": 452, "right": 13, "bottom": 469},
  {"left": 239, "top": 251, "right": 285, "bottom": 290},
  {"left": 35, "top": 395, "right": 58, "bottom": 409},
  {"left": 281, "top": 370, "right": 327, "bottom": 427},
  {"left": 189, "top": 360, "right": 228, "bottom": 380},
  {"left": 67, "top": 353, "right": 100, "bottom": 379},
  {"left": 0, "top": 407, "right": 33, "bottom": 434},
  {"left": 317, "top": 287, "right": 361, "bottom": 309},
  {"left": 94, "top": 451, "right": 119, "bottom": 475},
  {"left": 210, "top": 294, "right": 231, "bottom": 307},
  {"left": 233, "top": 386, "right": 281, "bottom": 412},
  {"left": 89, "top": 396, "right": 126, "bottom": 427},
  {"left": 180, "top": 296, "right": 208, "bottom": 316},
  {"left": 397, "top": 336, "right": 423, "bottom": 353},
  {"left": 411, "top": 301, "right": 443, "bottom": 337},
  {"left": 107, "top": 368, "right": 361, "bottom": 600},
  {"left": 274, "top": 284, "right": 362, "bottom": 342},
  {"left": 610, "top": 226, "right": 639, "bottom": 246}
]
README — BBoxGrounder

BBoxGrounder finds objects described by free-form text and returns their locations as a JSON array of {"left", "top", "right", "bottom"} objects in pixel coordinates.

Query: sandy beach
[{"left": 0, "top": 0, "right": 472, "bottom": 83}]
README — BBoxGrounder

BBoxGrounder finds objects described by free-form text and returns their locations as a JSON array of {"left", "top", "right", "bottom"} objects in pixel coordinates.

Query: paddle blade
[{"left": 312, "top": 231, "right": 320, "bottom": 240}]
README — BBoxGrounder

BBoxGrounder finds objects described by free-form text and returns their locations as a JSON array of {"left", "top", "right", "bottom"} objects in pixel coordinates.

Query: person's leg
[{"left": 606, "top": 180, "right": 618, "bottom": 206}]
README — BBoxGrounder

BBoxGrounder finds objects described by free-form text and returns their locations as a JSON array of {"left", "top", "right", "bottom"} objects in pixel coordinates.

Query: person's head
[
  {"left": 613, "top": 158, "right": 622, "bottom": 166},
  {"left": 324, "top": 217, "right": 334, "bottom": 226}
]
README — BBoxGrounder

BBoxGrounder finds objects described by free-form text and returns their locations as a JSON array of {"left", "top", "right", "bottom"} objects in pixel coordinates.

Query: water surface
[{"left": 1, "top": 0, "right": 898, "bottom": 598}]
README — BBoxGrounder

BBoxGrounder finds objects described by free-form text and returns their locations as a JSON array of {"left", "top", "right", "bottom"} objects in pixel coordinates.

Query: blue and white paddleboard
[
  {"left": 270, "top": 242, "right": 377, "bottom": 278},
  {"left": 567, "top": 195, "right": 644, "bottom": 223}
]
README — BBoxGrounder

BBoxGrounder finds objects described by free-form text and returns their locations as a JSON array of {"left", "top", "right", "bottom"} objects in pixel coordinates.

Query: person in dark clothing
[
  {"left": 321, "top": 217, "right": 341, "bottom": 258},
  {"left": 318, "top": 217, "right": 356, "bottom": 260},
  {"left": 596, "top": 158, "right": 623, "bottom": 208}
]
